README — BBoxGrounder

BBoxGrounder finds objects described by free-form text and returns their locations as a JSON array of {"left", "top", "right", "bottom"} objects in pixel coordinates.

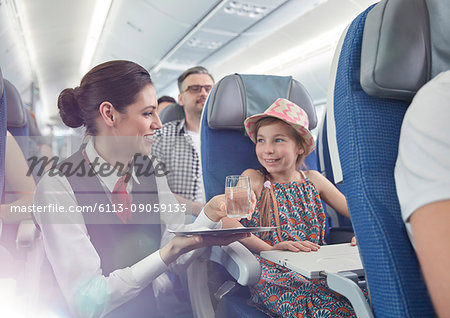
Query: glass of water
[{"left": 225, "top": 175, "right": 251, "bottom": 218}]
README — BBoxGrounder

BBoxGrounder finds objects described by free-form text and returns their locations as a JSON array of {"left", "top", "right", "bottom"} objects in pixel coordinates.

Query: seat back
[
  {"left": 331, "top": 0, "right": 444, "bottom": 315},
  {"left": 316, "top": 22, "right": 353, "bottom": 236},
  {"left": 0, "top": 68, "right": 6, "bottom": 209},
  {"left": 4, "top": 81, "right": 45, "bottom": 182},
  {"left": 316, "top": 114, "right": 353, "bottom": 242},
  {"left": 5, "top": 79, "right": 29, "bottom": 157},
  {"left": 201, "top": 74, "right": 318, "bottom": 201},
  {"left": 199, "top": 74, "right": 317, "bottom": 318},
  {"left": 0, "top": 68, "right": 17, "bottom": 290},
  {"left": 158, "top": 103, "right": 185, "bottom": 124}
]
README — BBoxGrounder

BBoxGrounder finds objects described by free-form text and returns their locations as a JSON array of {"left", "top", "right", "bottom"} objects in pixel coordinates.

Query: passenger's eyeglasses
[{"left": 183, "top": 85, "right": 213, "bottom": 93}]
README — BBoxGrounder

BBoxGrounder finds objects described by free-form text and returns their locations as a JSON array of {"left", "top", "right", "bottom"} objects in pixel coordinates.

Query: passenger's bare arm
[
  {"left": 306, "top": 170, "right": 350, "bottom": 219},
  {"left": 410, "top": 200, "right": 450, "bottom": 318}
]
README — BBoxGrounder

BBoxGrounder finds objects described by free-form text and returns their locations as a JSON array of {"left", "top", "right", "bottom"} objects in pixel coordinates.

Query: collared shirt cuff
[
  {"left": 130, "top": 250, "right": 168, "bottom": 285},
  {"left": 194, "top": 209, "right": 222, "bottom": 229}
]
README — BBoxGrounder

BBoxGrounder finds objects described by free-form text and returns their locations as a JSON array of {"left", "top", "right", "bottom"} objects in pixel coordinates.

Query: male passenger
[
  {"left": 152, "top": 66, "right": 214, "bottom": 206},
  {"left": 395, "top": 70, "right": 450, "bottom": 317},
  {"left": 151, "top": 67, "right": 215, "bottom": 316}
]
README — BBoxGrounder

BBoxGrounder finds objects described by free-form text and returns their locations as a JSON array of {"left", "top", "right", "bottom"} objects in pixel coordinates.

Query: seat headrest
[
  {"left": 360, "top": 0, "right": 450, "bottom": 101},
  {"left": 158, "top": 103, "right": 185, "bottom": 124},
  {"left": 207, "top": 74, "right": 317, "bottom": 131},
  {"left": 0, "top": 67, "right": 4, "bottom": 99},
  {"left": 4, "top": 79, "right": 27, "bottom": 128}
]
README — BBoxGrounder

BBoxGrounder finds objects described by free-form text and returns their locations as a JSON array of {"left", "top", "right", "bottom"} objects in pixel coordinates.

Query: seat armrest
[
  {"left": 16, "top": 220, "right": 39, "bottom": 251},
  {"left": 188, "top": 242, "right": 260, "bottom": 317},
  {"left": 326, "top": 272, "right": 373, "bottom": 318},
  {"left": 208, "top": 242, "right": 260, "bottom": 286}
]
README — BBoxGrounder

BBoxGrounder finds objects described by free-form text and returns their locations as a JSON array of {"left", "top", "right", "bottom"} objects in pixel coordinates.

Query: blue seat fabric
[{"left": 333, "top": 5, "right": 435, "bottom": 317}]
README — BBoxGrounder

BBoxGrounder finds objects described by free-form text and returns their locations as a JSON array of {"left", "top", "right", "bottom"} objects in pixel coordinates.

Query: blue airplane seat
[
  {"left": 199, "top": 73, "right": 318, "bottom": 317},
  {"left": 4, "top": 81, "right": 45, "bottom": 182},
  {"left": 201, "top": 74, "right": 318, "bottom": 201},
  {"left": 4, "top": 79, "right": 29, "bottom": 157},
  {"left": 24, "top": 108, "right": 51, "bottom": 182},
  {"left": 0, "top": 68, "right": 6, "bottom": 238},
  {"left": 316, "top": 114, "right": 353, "bottom": 244},
  {"left": 303, "top": 147, "right": 318, "bottom": 172},
  {"left": 0, "top": 68, "right": 6, "bottom": 210},
  {"left": 330, "top": 0, "right": 446, "bottom": 315},
  {"left": 0, "top": 68, "right": 16, "bottom": 278},
  {"left": 2, "top": 79, "right": 40, "bottom": 265}
]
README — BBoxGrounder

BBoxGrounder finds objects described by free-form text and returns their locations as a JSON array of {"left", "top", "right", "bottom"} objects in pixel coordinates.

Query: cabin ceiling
[
  {"left": 92, "top": 0, "right": 293, "bottom": 98},
  {"left": 0, "top": 0, "right": 377, "bottom": 125}
]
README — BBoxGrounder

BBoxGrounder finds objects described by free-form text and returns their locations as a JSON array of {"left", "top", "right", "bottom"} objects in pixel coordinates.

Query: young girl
[{"left": 224, "top": 98, "right": 357, "bottom": 317}]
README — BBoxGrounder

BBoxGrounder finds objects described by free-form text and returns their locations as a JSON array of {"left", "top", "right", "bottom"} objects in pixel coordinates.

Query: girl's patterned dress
[{"left": 240, "top": 178, "right": 357, "bottom": 318}]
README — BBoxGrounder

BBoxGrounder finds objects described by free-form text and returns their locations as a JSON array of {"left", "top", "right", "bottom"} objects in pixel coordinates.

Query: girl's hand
[
  {"left": 231, "top": 190, "right": 257, "bottom": 221},
  {"left": 161, "top": 233, "right": 250, "bottom": 264},
  {"left": 271, "top": 240, "right": 320, "bottom": 252},
  {"left": 350, "top": 236, "right": 357, "bottom": 246},
  {"left": 246, "top": 190, "right": 257, "bottom": 220}
]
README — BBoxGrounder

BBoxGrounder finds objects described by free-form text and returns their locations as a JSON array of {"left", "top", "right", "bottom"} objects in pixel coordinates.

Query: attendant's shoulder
[{"left": 35, "top": 168, "right": 72, "bottom": 197}]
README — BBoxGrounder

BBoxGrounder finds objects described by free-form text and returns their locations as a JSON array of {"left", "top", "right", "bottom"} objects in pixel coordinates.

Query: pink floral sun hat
[{"left": 244, "top": 98, "right": 315, "bottom": 156}]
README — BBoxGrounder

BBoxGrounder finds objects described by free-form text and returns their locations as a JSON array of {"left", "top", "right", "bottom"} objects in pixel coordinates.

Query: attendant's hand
[
  {"left": 203, "top": 194, "right": 226, "bottom": 222},
  {"left": 160, "top": 232, "right": 250, "bottom": 265},
  {"left": 271, "top": 240, "right": 320, "bottom": 252},
  {"left": 350, "top": 236, "right": 357, "bottom": 246}
]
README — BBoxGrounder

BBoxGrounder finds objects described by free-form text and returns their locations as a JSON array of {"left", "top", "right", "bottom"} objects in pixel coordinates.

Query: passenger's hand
[
  {"left": 228, "top": 190, "right": 257, "bottom": 221},
  {"left": 245, "top": 191, "right": 257, "bottom": 220},
  {"left": 271, "top": 240, "right": 320, "bottom": 252},
  {"left": 160, "top": 232, "right": 250, "bottom": 265},
  {"left": 350, "top": 236, "right": 357, "bottom": 246}
]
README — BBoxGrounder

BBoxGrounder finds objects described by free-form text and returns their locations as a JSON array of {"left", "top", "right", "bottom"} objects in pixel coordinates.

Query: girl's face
[
  {"left": 255, "top": 121, "right": 304, "bottom": 179},
  {"left": 113, "top": 84, "right": 162, "bottom": 155}
]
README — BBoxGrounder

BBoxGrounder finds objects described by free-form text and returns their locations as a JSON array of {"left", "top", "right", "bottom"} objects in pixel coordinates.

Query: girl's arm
[
  {"left": 222, "top": 217, "right": 271, "bottom": 253},
  {"left": 307, "top": 170, "right": 357, "bottom": 246},
  {"left": 222, "top": 217, "right": 319, "bottom": 253},
  {"left": 306, "top": 170, "right": 350, "bottom": 219}
]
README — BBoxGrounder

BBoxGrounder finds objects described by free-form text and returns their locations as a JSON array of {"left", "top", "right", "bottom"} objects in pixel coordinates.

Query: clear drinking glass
[{"left": 225, "top": 175, "right": 251, "bottom": 218}]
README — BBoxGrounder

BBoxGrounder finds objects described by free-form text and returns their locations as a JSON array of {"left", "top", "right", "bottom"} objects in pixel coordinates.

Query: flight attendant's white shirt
[
  {"left": 33, "top": 138, "right": 221, "bottom": 317},
  {"left": 395, "top": 70, "right": 450, "bottom": 244}
]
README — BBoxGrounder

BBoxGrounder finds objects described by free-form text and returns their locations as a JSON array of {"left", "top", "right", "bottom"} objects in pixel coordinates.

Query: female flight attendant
[{"left": 33, "top": 60, "right": 246, "bottom": 318}]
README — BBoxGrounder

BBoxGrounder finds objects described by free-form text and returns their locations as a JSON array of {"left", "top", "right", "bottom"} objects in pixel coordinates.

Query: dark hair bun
[{"left": 58, "top": 88, "right": 84, "bottom": 128}]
